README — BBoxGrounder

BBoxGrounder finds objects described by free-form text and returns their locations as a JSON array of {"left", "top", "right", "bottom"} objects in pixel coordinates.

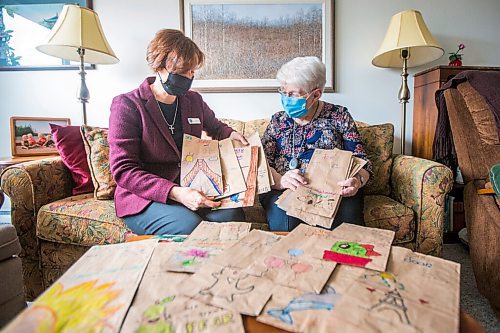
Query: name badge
[{"left": 188, "top": 117, "right": 201, "bottom": 125}]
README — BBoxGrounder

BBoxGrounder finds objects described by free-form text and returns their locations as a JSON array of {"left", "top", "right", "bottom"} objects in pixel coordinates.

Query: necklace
[
  {"left": 155, "top": 98, "right": 178, "bottom": 134},
  {"left": 289, "top": 101, "right": 321, "bottom": 170}
]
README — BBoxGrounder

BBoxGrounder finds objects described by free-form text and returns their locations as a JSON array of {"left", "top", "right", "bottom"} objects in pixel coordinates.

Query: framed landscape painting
[
  {"left": 10, "top": 117, "right": 70, "bottom": 156},
  {"left": 181, "top": 0, "right": 335, "bottom": 92},
  {"left": 0, "top": 0, "right": 93, "bottom": 71}
]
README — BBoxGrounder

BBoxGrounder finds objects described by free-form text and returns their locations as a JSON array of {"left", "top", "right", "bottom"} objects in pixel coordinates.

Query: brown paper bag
[
  {"left": 348, "top": 156, "right": 367, "bottom": 179},
  {"left": 242, "top": 132, "right": 273, "bottom": 194},
  {"left": 181, "top": 134, "right": 223, "bottom": 196},
  {"left": 216, "top": 138, "right": 247, "bottom": 199},
  {"left": 329, "top": 246, "right": 460, "bottom": 333},
  {"left": 290, "top": 149, "right": 352, "bottom": 218},
  {"left": 212, "top": 229, "right": 282, "bottom": 269},
  {"left": 186, "top": 221, "right": 252, "bottom": 248},
  {"left": 122, "top": 243, "right": 244, "bottom": 333},
  {"left": 256, "top": 260, "right": 367, "bottom": 332},
  {"left": 245, "top": 224, "right": 337, "bottom": 293},
  {"left": 162, "top": 222, "right": 252, "bottom": 273},
  {"left": 321, "top": 223, "right": 395, "bottom": 272},
  {"left": 179, "top": 262, "right": 274, "bottom": 316},
  {"left": 4, "top": 240, "right": 158, "bottom": 333},
  {"left": 217, "top": 146, "right": 258, "bottom": 208}
]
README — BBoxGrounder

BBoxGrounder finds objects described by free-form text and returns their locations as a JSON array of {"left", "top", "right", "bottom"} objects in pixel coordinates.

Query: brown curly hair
[{"left": 146, "top": 29, "right": 204, "bottom": 73}]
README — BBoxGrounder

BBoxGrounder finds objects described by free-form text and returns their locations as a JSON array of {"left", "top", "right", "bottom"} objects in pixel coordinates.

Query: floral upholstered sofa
[{"left": 0, "top": 119, "right": 453, "bottom": 300}]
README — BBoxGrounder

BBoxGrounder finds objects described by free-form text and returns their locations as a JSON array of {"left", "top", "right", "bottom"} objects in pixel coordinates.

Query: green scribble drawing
[
  {"left": 182, "top": 258, "right": 195, "bottom": 266},
  {"left": 331, "top": 241, "right": 369, "bottom": 258},
  {"left": 137, "top": 295, "right": 175, "bottom": 333}
]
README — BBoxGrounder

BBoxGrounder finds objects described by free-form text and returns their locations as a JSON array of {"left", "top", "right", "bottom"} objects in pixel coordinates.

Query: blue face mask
[{"left": 281, "top": 94, "right": 309, "bottom": 118}]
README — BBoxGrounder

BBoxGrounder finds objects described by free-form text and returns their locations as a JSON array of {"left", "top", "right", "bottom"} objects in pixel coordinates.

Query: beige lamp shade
[
  {"left": 36, "top": 5, "right": 118, "bottom": 64},
  {"left": 372, "top": 10, "right": 443, "bottom": 68}
]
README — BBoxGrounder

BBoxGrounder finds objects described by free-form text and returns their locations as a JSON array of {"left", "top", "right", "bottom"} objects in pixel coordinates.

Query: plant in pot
[{"left": 448, "top": 43, "right": 465, "bottom": 66}]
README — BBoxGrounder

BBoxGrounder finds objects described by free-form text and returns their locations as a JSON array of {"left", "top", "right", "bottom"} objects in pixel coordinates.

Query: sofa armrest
[
  {"left": 0, "top": 157, "right": 72, "bottom": 279},
  {"left": 391, "top": 155, "right": 454, "bottom": 256},
  {"left": 1, "top": 157, "right": 73, "bottom": 299}
]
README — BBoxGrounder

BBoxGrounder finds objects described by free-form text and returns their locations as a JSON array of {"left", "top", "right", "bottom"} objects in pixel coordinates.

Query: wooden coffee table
[{"left": 242, "top": 311, "right": 485, "bottom": 333}]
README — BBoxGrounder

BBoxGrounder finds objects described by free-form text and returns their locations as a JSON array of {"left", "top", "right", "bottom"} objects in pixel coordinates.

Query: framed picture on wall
[
  {"left": 10, "top": 117, "right": 70, "bottom": 157},
  {"left": 180, "top": 0, "right": 335, "bottom": 93},
  {"left": 0, "top": 0, "right": 94, "bottom": 71}
]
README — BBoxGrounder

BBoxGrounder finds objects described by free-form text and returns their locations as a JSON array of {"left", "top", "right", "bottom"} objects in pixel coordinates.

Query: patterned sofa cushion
[
  {"left": 364, "top": 195, "right": 414, "bottom": 244},
  {"left": 243, "top": 119, "right": 270, "bottom": 137},
  {"left": 37, "top": 194, "right": 132, "bottom": 246},
  {"left": 218, "top": 119, "right": 245, "bottom": 135},
  {"left": 81, "top": 126, "right": 116, "bottom": 200},
  {"left": 358, "top": 123, "right": 394, "bottom": 196}
]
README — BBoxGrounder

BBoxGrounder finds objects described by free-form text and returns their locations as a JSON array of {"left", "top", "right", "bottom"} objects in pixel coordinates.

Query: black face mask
[{"left": 158, "top": 72, "right": 193, "bottom": 96}]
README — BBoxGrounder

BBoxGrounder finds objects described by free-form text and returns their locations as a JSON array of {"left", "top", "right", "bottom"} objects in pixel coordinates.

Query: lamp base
[
  {"left": 77, "top": 48, "right": 90, "bottom": 126},
  {"left": 398, "top": 49, "right": 410, "bottom": 155}
]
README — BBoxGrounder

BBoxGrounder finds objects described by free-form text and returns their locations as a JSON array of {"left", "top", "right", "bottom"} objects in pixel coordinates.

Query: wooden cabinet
[{"left": 412, "top": 65, "right": 500, "bottom": 160}]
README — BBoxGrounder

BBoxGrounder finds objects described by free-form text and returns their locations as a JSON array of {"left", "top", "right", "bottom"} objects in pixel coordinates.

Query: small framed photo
[{"left": 10, "top": 117, "right": 70, "bottom": 157}]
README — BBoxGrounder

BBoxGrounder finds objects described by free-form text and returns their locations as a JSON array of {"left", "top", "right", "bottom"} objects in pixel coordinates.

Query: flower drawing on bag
[{"left": 448, "top": 43, "right": 465, "bottom": 66}]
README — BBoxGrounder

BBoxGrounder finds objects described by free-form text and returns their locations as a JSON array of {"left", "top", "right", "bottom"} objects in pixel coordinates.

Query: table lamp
[
  {"left": 36, "top": 4, "right": 119, "bottom": 125},
  {"left": 372, "top": 9, "right": 443, "bottom": 154}
]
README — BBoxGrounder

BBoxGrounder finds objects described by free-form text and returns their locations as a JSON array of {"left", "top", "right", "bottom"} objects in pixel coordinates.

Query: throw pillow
[
  {"left": 50, "top": 124, "right": 94, "bottom": 195},
  {"left": 358, "top": 123, "right": 394, "bottom": 196},
  {"left": 81, "top": 126, "right": 116, "bottom": 200}
]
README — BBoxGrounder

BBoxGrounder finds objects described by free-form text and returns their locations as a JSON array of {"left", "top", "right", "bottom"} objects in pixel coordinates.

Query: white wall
[{"left": 1, "top": 0, "right": 499, "bottom": 157}]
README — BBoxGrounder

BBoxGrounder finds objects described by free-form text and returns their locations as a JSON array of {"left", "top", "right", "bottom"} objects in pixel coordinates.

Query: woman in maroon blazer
[{"left": 109, "top": 29, "right": 247, "bottom": 235}]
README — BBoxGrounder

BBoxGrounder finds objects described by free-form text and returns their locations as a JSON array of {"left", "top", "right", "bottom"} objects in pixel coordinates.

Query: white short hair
[{"left": 276, "top": 56, "right": 326, "bottom": 92}]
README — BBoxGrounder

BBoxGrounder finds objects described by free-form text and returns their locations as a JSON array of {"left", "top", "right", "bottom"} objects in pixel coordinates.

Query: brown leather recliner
[{"left": 443, "top": 76, "right": 500, "bottom": 314}]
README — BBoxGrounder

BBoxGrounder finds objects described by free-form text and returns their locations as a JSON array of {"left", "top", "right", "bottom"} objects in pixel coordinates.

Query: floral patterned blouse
[{"left": 261, "top": 101, "right": 373, "bottom": 176}]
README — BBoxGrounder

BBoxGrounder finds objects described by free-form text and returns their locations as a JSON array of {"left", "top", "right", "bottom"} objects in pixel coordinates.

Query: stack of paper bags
[
  {"left": 3, "top": 222, "right": 460, "bottom": 333},
  {"left": 276, "top": 148, "right": 366, "bottom": 228},
  {"left": 180, "top": 132, "right": 273, "bottom": 209}
]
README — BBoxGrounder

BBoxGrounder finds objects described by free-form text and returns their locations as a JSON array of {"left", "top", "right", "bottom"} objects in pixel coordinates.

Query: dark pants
[
  {"left": 259, "top": 189, "right": 365, "bottom": 231},
  {"left": 124, "top": 201, "right": 245, "bottom": 235}
]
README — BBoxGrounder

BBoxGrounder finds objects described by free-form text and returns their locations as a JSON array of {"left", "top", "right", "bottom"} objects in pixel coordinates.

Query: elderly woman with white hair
[{"left": 260, "top": 56, "right": 373, "bottom": 231}]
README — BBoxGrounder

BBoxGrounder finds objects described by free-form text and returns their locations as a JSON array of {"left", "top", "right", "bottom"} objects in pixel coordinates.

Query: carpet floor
[{"left": 442, "top": 243, "right": 500, "bottom": 332}]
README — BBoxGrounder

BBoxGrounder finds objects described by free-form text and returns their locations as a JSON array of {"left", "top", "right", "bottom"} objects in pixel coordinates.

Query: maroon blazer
[{"left": 109, "top": 77, "right": 234, "bottom": 218}]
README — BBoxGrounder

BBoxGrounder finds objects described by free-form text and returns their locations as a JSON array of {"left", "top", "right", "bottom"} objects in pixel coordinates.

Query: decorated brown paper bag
[
  {"left": 162, "top": 222, "right": 252, "bottom": 273},
  {"left": 329, "top": 246, "right": 460, "bottom": 333},
  {"left": 245, "top": 224, "right": 337, "bottom": 293},
  {"left": 122, "top": 242, "right": 244, "bottom": 333},
  {"left": 181, "top": 134, "right": 223, "bottom": 196},
  {"left": 291, "top": 149, "right": 352, "bottom": 218},
  {"left": 186, "top": 221, "right": 252, "bottom": 248},
  {"left": 212, "top": 229, "right": 282, "bottom": 269},
  {"left": 179, "top": 262, "right": 274, "bottom": 316},
  {"left": 257, "top": 264, "right": 366, "bottom": 332},
  {"left": 163, "top": 245, "right": 223, "bottom": 273},
  {"left": 322, "top": 223, "right": 395, "bottom": 272},
  {"left": 4, "top": 240, "right": 158, "bottom": 333},
  {"left": 160, "top": 295, "right": 244, "bottom": 333},
  {"left": 241, "top": 131, "right": 273, "bottom": 194},
  {"left": 217, "top": 146, "right": 258, "bottom": 208},
  {"left": 216, "top": 138, "right": 247, "bottom": 199}
]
